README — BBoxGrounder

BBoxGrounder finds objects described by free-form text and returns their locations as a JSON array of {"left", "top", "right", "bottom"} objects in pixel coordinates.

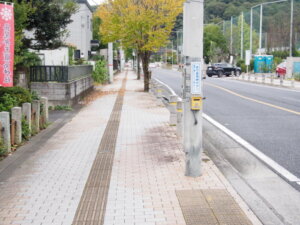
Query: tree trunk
[
  {"left": 137, "top": 52, "right": 141, "bottom": 80},
  {"left": 140, "top": 51, "right": 151, "bottom": 92}
]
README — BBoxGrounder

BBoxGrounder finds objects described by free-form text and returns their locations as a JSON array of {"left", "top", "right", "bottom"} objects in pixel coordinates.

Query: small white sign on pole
[
  {"left": 245, "top": 50, "right": 251, "bottom": 66},
  {"left": 191, "top": 62, "right": 202, "bottom": 94}
]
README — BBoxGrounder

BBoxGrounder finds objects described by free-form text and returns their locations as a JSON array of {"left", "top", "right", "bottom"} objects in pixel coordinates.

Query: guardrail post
[
  {"left": 32, "top": 100, "right": 40, "bottom": 134},
  {"left": 291, "top": 78, "right": 295, "bottom": 88},
  {"left": 169, "top": 95, "right": 178, "bottom": 126},
  {"left": 262, "top": 74, "right": 265, "bottom": 84},
  {"left": 40, "top": 97, "right": 49, "bottom": 125},
  {"left": 248, "top": 74, "right": 251, "bottom": 81},
  {"left": 177, "top": 100, "right": 183, "bottom": 137},
  {"left": 22, "top": 103, "right": 31, "bottom": 136},
  {"left": 280, "top": 75, "right": 284, "bottom": 86},
  {"left": 271, "top": 74, "right": 274, "bottom": 85},
  {"left": 156, "top": 85, "right": 162, "bottom": 99},
  {"left": 151, "top": 81, "right": 157, "bottom": 96},
  {"left": 11, "top": 107, "right": 22, "bottom": 145},
  {"left": 0, "top": 112, "right": 11, "bottom": 153}
]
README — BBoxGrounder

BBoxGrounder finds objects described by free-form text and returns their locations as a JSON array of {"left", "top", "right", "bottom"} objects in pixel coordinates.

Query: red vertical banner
[{"left": 0, "top": 3, "right": 14, "bottom": 87}]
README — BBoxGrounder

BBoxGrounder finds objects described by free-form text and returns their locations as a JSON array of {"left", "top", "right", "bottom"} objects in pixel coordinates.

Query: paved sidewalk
[
  {"left": 0, "top": 70, "right": 261, "bottom": 225},
  {"left": 0, "top": 76, "right": 123, "bottom": 225}
]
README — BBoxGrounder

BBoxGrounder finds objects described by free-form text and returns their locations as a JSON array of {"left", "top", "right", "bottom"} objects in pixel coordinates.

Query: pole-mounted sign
[
  {"left": 191, "top": 62, "right": 202, "bottom": 94},
  {"left": 0, "top": 2, "right": 14, "bottom": 87}
]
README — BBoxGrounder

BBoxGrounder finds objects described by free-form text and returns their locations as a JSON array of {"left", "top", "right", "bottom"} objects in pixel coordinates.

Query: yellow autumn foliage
[{"left": 96, "top": 0, "right": 184, "bottom": 52}]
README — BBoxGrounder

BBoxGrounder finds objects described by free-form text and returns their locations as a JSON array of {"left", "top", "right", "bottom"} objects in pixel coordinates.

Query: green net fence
[{"left": 220, "top": 0, "right": 300, "bottom": 59}]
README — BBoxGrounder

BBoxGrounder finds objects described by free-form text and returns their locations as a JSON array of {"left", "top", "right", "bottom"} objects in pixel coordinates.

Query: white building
[{"left": 65, "top": 0, "right": 93, "bottom": 60}]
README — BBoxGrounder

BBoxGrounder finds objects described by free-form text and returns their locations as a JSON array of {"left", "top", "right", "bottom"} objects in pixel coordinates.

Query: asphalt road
[{"left": 152, "top": 68, "right": 300, "bottom": 179}]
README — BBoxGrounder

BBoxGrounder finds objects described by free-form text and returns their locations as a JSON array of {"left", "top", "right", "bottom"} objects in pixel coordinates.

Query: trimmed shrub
[
  {"left": 92, "top": 60, "right": 108, "bottom": 84},
  {"left": 294, "top": 73, "right": 300, "bottom": 81},
  {"left": 0, "top": 87, "right": 32, "bottom": 106}
]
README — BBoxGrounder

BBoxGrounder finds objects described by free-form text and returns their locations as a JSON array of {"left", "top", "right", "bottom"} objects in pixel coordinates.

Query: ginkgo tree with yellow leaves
[{"left": 96, "top": 0, "right": 184, "bottom": 91}]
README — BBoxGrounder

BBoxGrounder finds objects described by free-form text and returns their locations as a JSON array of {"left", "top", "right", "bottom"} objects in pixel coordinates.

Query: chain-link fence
[{"left": 219, "top": 0, "right": 300, "bottom": 59}]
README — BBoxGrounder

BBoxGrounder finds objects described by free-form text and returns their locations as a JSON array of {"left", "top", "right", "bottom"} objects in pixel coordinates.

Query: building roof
[{"left": 75, "top": 0, "right": 93, "bottom": 12}]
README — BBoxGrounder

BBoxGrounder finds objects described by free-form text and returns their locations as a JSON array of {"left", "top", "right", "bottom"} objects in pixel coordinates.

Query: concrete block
[
  {"left": 280, "top": 75, "right": 284, "bottom": 86},
  {"left": 32, "top": 100, "right": 40, "bottom": 134},
  {"left": 0, "top": 112, "right": 11, "bottom": 153},
  {"left": 156, "top": 85, "right": 163, "bottom": 98},
  {"left": 270, "top": 75, "right": 274, "bottom": 85},
  {"left": 177, "top": 100, "right": 183, "bottom": 137},
  {"left": 169, "top": 95, "right": 178, "bottom": 126},
  {"left": 11, "top": 107, "right": 22, "bottom": 145},
  {"left": 22, "top": 103, "right": 32, "bottom": 136},
  {"left": 40, "top": 97, "right": 49, "bottom": 124},
  {"left": 291, "top": 79, "right": 295, "bottom": 88}
]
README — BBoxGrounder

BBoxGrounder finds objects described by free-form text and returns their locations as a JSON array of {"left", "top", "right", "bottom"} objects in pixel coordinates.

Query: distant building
[{"left": 65, "top": 0, "right": 93, "bottom": 60}]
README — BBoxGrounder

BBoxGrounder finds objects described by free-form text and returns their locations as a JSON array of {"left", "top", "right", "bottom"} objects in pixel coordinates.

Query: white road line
[
  {"left": 153, "top": 78, "right": 181, "bottom": 100},
  {"left": 203, "top": 113, "right": 300, "bottom": 183}
]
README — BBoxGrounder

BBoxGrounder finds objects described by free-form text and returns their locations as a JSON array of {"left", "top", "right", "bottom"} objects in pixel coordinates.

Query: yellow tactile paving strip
[{"left": 176, "top": 189, "right": 252, "bottom": 225}]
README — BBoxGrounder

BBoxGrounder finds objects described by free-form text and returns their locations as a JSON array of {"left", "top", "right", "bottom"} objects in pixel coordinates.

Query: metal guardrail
[
  {"left": 150, "top": 78, "right": 183, "bottom": 136},
  {"left": 30, "top": 65, "right": 93, "bottom": 82},
  {"left": 151, "top": 78, "right": 181, "bottom": 103}
]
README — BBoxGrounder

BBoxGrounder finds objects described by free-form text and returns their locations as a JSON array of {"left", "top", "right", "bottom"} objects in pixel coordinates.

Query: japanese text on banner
[{"left": 0, "top": 3, "right": 14, "bottom": 87}]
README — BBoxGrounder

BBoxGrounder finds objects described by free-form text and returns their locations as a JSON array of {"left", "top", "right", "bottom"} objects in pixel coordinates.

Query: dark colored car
[{"left": 206, "top": 63, "right": 241, "bottom": 77}]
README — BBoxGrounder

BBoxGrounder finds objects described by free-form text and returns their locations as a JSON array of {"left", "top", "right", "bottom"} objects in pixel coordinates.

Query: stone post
[
  {"left": 156, "top": 85, "right": 162, "bottom": 99},
  {"left": 280, "top": 75, "right": 284, "bottom": 87},
  {"left": 271, "top": 74, "right": 274, "bottom": 85},
  {"left": 32, "top": 100, "right": 40, "bottom": 134},
  {"left": 11, "top": 107, "right": 22, "bottom": 145},
  {"left": 291, "top": 78, "right": 295, "bottom": 88},
  {"left": 40, "top": 97, "right": 49, "bottom": 124},
  {"left": 0, "top": 112, "right": 11, "bottom": 153},
  {"left": 22, "top": 103, "right": 31, "bottom": 136},
  {"left": 169, "top": 95, "right": 178, "bottom": 126},
  {"left": 177, "top": 100, "right": 183, "bottom": 137}
]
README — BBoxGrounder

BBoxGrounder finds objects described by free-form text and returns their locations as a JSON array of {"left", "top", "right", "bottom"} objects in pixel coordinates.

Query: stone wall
[{"left": 31, "top": 75, "right": 93, "bottom": 107}]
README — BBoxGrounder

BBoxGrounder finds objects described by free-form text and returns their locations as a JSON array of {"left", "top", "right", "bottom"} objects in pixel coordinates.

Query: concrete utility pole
[
  {"left": 250, "top": 7, "right": 253, "bottom": 55},
  {"left": 259, "top": 4, "right": 263, "bottom": 53},
  {"left": 182, "top": 0, "right": 204, "bottom": 177},
  {"left": 241, "top": 12, "right": 244, "bottom": 59},
  {"left": 290, "top": 0, "right": 294, "bottom": 57},
  {"left": 108, "top": 42, "right": 113, "bottom": 83},
  {"left": 230, "top": 16, "right": 233, "bottom": 54}
]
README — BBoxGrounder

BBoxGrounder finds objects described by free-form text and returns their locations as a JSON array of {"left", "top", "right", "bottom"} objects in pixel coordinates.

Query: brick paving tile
[
  {"left": 0, "top": 70, "right": 262, "bottom": 225},
  {"left": 0, "top": 74, "right": 125, "bottom": 225},
  {"left": 103, "top": 71, "right": 262, "bottom": 225}
]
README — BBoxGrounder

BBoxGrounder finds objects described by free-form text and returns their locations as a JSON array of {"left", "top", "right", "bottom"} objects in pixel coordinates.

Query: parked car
[
  {"left": 206, "top": 63, "right": 241, "bottom": 77},
  {"left": 276, "top": 61, "right": 286, "bottom": 77}
]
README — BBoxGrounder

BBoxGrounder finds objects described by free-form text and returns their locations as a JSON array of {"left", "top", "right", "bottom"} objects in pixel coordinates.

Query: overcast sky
[{"left": 88, "top": 0, "right": 105, "bottom": 6}]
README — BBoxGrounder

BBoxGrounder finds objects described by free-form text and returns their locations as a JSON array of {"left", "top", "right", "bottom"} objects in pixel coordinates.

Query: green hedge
[
  {"left": 0, "top": 87, "right": 32, "bottom": 112},
  {"left": 92, "top": 60, "right": 108, "bottom": 84}
]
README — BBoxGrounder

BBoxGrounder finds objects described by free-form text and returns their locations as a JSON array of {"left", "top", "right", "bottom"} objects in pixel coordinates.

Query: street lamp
[{"left": 250, "top": 0, "right": 287, "bottom": 55}]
